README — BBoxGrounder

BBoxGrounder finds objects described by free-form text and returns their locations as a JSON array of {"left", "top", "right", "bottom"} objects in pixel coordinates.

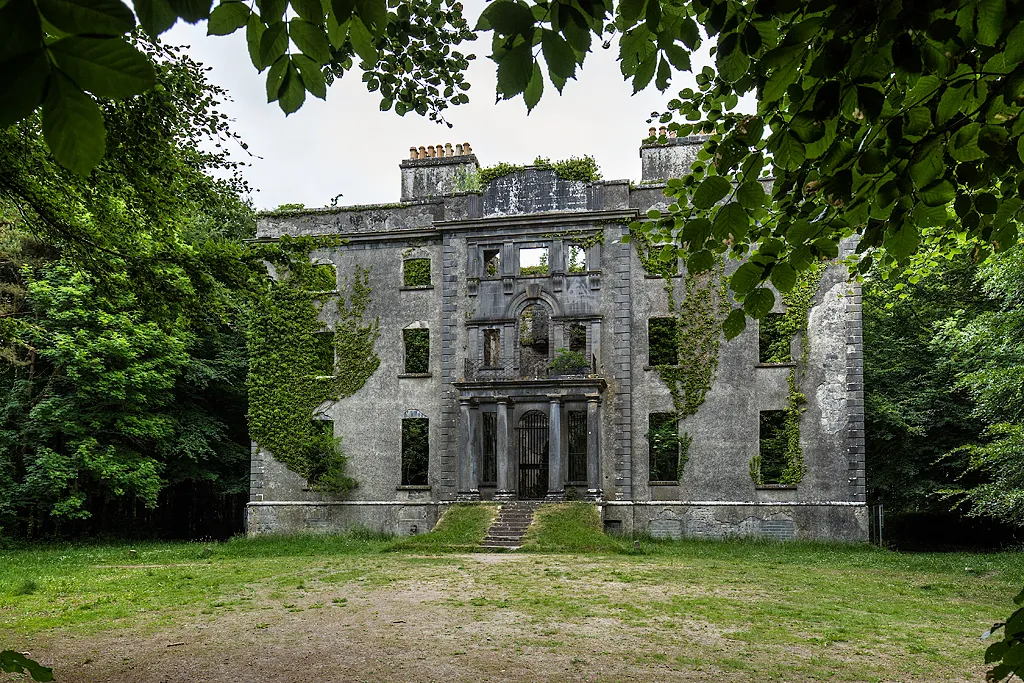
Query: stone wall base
[
  {"left": 246, "top": 501, "right": 447, "bottom": 537},
  {"left": 601, "top": 502, "right": 869, "bottom": 542}
]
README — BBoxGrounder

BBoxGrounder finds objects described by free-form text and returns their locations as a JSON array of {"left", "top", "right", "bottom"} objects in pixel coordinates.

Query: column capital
[
  {"left": 496, "top": 395, "right": 510, "bottom": 405},
  {"left": 458, "top": 396, "right": 472, "bottom": 407},
  {"left": 586, "top": 393, "right": 601, "bottom": 404},
  {"left": 548, "top": 394, "right": 563, "bottom": 404}
]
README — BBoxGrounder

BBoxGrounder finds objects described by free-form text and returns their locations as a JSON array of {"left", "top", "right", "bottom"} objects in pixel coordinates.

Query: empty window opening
[
  {"left": 482, "top": 248, "right": 501, "bottom": 278},
  {"left": 568, "top": 245, "right": 586, "bottom": 273},
  {"left": 483, "top": 328, "right": 501, "bottom": 367},
  {"left": 757, "top": 410, "right": 788, "bottom": 485},
  {"left": 403, "top": 258, "right": 431, "bottom": 287},
  {"left": 403, "top": 328, "right": 430, "bottom": 374},
  {"left": 759, "top": 312, "right": 790, "bottom": 363},
  {"left": 648, "top": 317, "right": 679, "bottom": 365},
  {"left": 313, "top": 331, "right": 334, "bottom": 376},
  {"left": 401, "top": 417, "right": 429, "bottom": 485},
  {"left": 567, "top": 410, "right": 588, "bottom": 482},
  {"left": 303, "top": 263, "right": 336, "bottom": 291},
  {"left": 648, "top": 412, "right": 680, "bottom": 482},
  {"left": 481, "top": 412, "right": 497, "bottom": 485},
  {"left": 519, "top": 303, "right": 551, "bottom": 377},
  {"left": 568, "top": 322, "right": 587, "bottom": 355},
  {"left": 305, "top": 419, "right": 336, "bottom": 485},
  {"left": 519, "top": 247, "right": 549, "bottom": 276}
]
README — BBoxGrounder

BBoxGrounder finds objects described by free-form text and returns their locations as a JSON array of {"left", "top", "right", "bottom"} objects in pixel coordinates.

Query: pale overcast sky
[{"left": 165, "top": 1, "right": 711, "bottom": 210}]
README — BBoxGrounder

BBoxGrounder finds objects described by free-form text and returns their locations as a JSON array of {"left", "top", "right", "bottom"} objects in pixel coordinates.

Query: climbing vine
[
  {"left": 634, "top": 228, "right": 730, "bottom": 479},
  {"left": 629, "top": 225, "right": 678, "bottom": 278},
  {"left": 247, "top": 235, "right": 380, "bottom": 493},
  {"left": 749, "top": 262, "right": 826, "bottom": 487}
]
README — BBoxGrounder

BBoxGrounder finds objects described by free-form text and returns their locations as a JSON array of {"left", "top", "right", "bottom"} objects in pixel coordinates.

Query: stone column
[
  {"left": 546, "top": 396, "right": 564, "bottom": 500},
  {"left": 457, "top": 398, "right": 479, "bottom": 500},
  {"left": 586, "top": 395, "right": 603, "bottom": 501},
  {"left": 494, "top": 397, "right": 514, "bottom": 501}
]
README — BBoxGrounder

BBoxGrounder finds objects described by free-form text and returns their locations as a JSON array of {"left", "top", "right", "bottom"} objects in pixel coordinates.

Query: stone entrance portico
[{"left": 453, "top": 378, "right": 605, "bottom": 502}]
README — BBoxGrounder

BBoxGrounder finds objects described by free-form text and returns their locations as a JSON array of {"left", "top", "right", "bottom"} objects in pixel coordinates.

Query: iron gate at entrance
[{"left": 517, "top": 410, "right": 549, "bottom": 499}]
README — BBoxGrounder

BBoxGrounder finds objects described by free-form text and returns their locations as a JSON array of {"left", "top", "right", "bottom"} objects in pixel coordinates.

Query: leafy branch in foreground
[
  {"left": 0, "top": 650, "right": 53, "bottom": 682},
  {"left": 983, "top": 587, "right": 1024, "bottom": 681}
]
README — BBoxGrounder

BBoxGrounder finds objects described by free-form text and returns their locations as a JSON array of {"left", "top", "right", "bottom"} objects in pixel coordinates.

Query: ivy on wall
[
  {"left": 633, "top": 228, "right": 730, "bottom": 479},
  {"left": 404, "top": 328, "right": 430, "bottom": 374},
  {"left": 248, "top": 236, "right": 380, "bottom": 493},
  {"left": 749, "top": 262, "right": 826, "bottom": 487}
]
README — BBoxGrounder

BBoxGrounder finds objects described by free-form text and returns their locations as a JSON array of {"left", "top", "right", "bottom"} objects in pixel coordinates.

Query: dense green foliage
[
  {"left": 403, "top": 328, "right": 429, "bottom": 374},
  {"left": 985, "top": 587, "right": 1024, "bottom": 681},
  {"left": 402, "top": 258, "right": 430, "bottom": 287},
  {"left": 0, "top": 40, "right": 255, "bottom": 538}
]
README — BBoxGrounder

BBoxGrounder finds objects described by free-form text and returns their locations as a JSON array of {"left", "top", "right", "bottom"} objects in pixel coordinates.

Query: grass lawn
[{"left": 1, "top": 504, "right": 1020, "bottom": 682}]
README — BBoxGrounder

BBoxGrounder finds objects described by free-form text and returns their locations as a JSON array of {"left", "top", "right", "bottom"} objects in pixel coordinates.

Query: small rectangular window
[
  {"left": 403, "top": 258, "right": 431, "bottom": 287},
  {"left": 648, "top": 412, "right": 679, "bottom": 482},
  {"left": 482, "top": 248, "right": 501, "bottom": 279},
  {"left": 402, "top": 417, "right": 429, "bottom": 486},
  {"left": 519, "top": 247, "right": 548, "bottom": 276},
  {"left": 313, "top": 331, "right": 334, "bottom": 376},
  {"left": 759, "top": 312, "right": 790, "bottom": 363},
  {"left": 567, "top": 410, "right": 587, "bottom": 482},
  {"left": 403, "top": 328, "right": 429, "bottom": 374},
  {"left": 483, "top": 328, "right": 501, "bottom": 367},
  {"left": 648, "top": 317, "right": 678, "bottom": 365},
  {"left": 756, "top": 410, "right": 788, "bottom": 485},
  {"left": 567, "top": 245, "right": 586, "bottom": 273},
  {"left": 481, "top": 412, "right": 497, "bottom": 485}
]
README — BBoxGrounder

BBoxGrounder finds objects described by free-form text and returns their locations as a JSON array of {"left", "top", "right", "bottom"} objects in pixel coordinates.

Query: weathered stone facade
[{"left": 247, "top": 137, "right": 868, "bottom": 542}]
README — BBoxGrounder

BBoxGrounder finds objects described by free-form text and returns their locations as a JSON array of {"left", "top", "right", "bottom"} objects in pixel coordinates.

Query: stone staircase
[{"left": 480, "top": 501, "right": 540, "bottom": 550}]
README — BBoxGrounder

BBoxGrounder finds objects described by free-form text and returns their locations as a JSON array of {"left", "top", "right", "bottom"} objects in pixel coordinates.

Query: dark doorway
[{"left": 517, "top": 410, "right": 549, "bottom": 499}]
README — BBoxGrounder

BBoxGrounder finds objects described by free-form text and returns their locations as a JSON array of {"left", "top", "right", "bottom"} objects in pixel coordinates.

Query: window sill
[
  {"left": 755, "top": 484, "right": 797, "bottom": 490},
  {"left": 398, "top": 372, "right": 432, "bottom": 378},
  {"left": 648, "top": 480, "right": 680, "bottom": 486},
  {"left": 755, "top": 362, "right": 797, "bottom": 368},
  {"left": 397, "top": 485, "right": 431, "bottom": 491},
  {"left": 643, "top": 273, "right": 682, "bottom": 279},
  {"left": 399, "top": 285, "right": 433, "bottom": 291}
]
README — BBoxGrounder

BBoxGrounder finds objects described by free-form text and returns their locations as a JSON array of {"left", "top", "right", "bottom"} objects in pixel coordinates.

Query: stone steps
[{"left": 480, "top": 501, "right": 541, "bottom": 550}]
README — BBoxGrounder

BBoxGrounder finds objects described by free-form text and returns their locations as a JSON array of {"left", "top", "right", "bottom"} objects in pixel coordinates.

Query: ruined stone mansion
[{"left": 247, "top": 135, "right": 868, "bottom": 542}]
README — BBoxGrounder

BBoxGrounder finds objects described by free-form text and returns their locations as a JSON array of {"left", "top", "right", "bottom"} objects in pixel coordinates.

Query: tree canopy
[{"left": 2, "top": 0, "right": 1023, "bottom": 330}]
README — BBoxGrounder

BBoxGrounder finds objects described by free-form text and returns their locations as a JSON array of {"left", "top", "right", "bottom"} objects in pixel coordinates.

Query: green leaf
[
  {"left": 716, "top": 32, "right": 749, "bottom": 83},
  {"left": 541, "top": 29, "right": 576, "bottom": 84},
  {"left": 919, "top": 179, "right": 954, "bottom": 207},
  {"left": 885, "top": 224, "right": 920, "bottom": 261},
  {"left": 773, "top": 132, "right": 806, "bottom": 171},
  {"left": 289, "top": 19, "right": 332, "bottom": 64},
  {"left": 0, "top": 651, "right": 53, "bottom": 682},
  {"left": 619, "top": 0, "right": 645, "bottom": 25},
  {"left": 713, "top": 203, "right": 749, "bottom": 241},
  {"left": 857, "top": 85, "right": 884, "bottom": 121},
  {"left": 168, "top": 0, "right": 212, "bottom": 22},
  {"left": 256, "top": 0, "right": 286, "bottom": 22},
  {"left": 786, "top": 219, "right": 814, "bottom": 245},
  {"left": 496, "top": 41, "right": 533, "bottom": 99},
  {"left": 36, "top": 0, "right": 135, "bottom": 36},
  {"left": 0, "top": 0, "right": 44, "bottom": 62},
  {"left": 41, "top": 71, "right": 106, "bottom": 176},
  {"left": 664, "top": 44, "right": 690, "bottom": 72},
  {"left": 259, "top": 22, "right": 289, "bottom": 69},
  {"left": 686, "top": 249, "right": 715, "bottom": 273},
  {"left": 49, "top": 37, "right": 155, "bottom": 100},
  {"left": 348, "top": 18, "right": 377, "bottom": 64},
  {"left": 265, "top": 54, "right": 288, "bottom": 101},
  {"left": 681, "top": 218, "right": 712, "bottom": 245},
  {"left": 207, "top": 0, "right": 250, "bottom": 34},
  {"left": 790, "top": 113, "right": 824, "bottom": 144},
  {"left": 770, "top": 262, "right": 797, "bottom": 292},
  {"left": 278, "top": 61, "right": 306, "bottom": 114},
  {"left": 936, "top": 84, "right": 969, "bottom": 125},
  {"left": 632, "top": 52, "right": 657, "bottom": 93},
  {"left": 904, "top": 106, "right": 931, "bottom": 136},
  {"left": 812, "top": 238, "right": 839, "bottom": 259},
  {"left": 1019, "top": 135, "right": 1024, "bottom": 164},
  {"left": 0, "top": 50, "right": 50, "bottom": 128},
  {"left": 789, "top": 244, "right": 814, "bottom": 270},
  {"left": 331, "top": 0, "right": 354, "bottom": 23},
  {"left": 523, "top": 59, "right": 543, "bottom": 112},
  {"left": 292, "top": 54, "right": 326, "bottom": 99},
  {"left": 245, "top": 13, "right": 266, "bottom": 69},
  {"left": 1006, "top": 22, "right": 1024, "bottom": 65},
  {"left": 951, "top": 122, "right": 985, "bottom": 161},
  {"left": 655, "top": 55, "right": 671, "bottom": 92},
  {"left": 744, "top": 287, "right": 775, "bottom": 319},
  {"left": 692, "top": 176, "right": 731, "bottom": 209},
  {"left": 731, "top": 261, "right": 765, "bottom": 295},
  {"left": 354, "top": 0, "right": 386, "bottom": 36},
  {"left": 291, "top": 0, "right": 323, "bottom": 22},
  {"left": 134, "top": 0, "right": 177, "bottom": 35},
  {"left": 858, "top": 148, "right": 887, "bottom": 175},
  {"left": 976, "top": 0, "right": 1005, "bottom": 46},
  {"left": 723, "top": 308, "right": 746, "bottom": 339},
  {"left": 478, "top": 0, "right": 533, "bottom": 36},
  {"left": 736, "top": 181, "right": 765, "bottom": 210},
  {"left": 910, "top": 139, "right": 944, "bottom": 188}
]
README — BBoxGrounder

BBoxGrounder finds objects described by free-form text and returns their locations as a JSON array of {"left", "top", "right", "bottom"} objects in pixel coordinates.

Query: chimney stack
[
  {"left": 639, "top": 127, "right": 708, "bottom": 182},
  {"left": 400, "top": 141, "right": 480, "bottom": 201}
]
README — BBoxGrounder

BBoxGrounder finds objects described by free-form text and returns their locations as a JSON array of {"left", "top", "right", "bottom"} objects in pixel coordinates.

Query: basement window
[
  {"left": 403, "top": 328, "right": 430, "bottom": 374},
  {"left": 648, "top": 412, "right": 679, "bottom": 482},
  {"left": 757, "top": 410, "right": 788, "bottom": 485},
  {"left": 519, "top": 247, "right": 549, "bottom": 276},
  {"left": 312, "top": 331, "right": 334, "bottom": 376},
  {"left": 401, "top": 417, "right": 429, "bottom": 486},
  {"left": 759, "top": 313, "right": 790, "bottom": 363},
  {"left": 648, "top": 317, "right": 678, "bottom": 365},
  {"left": 403, "top": 258, "right": 431, "bottom": 287}
]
